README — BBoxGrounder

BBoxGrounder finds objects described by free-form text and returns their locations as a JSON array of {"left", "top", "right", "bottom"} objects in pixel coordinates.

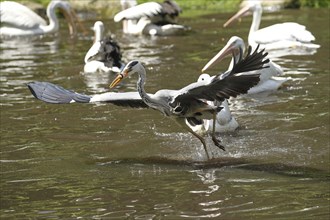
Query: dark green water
[{"left": 1, "top": 8, "right": 329, "bottom": 219}]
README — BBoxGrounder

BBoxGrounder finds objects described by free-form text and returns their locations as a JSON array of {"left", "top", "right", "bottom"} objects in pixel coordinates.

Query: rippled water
[{"left": 1, "top": 8, "right": 329, "bottom": 219}]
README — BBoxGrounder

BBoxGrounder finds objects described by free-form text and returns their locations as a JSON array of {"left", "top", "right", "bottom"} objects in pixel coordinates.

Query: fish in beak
[
  {"left": 202, "top": 41, "right": 237, "bottom": 72},
  {"left": 223, "top": 5, "right": 251, "bottom": 28},
  {"left": 109, "top": 70, "right": 128, "bottom": 88}
]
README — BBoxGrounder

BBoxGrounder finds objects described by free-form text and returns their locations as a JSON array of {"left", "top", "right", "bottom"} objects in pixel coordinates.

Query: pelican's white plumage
[
  {"left": 84, "top": 21, "right": 124, "bottom": 73},
  {"left": 0, "top": 0, "right": 77, "bottom": 37},
  {"left": 224, "top": 1, "right": 320, "bottom": 51},
  {"left": 115, "top": 0, "right": 188, "bottom": 35},
  {"left": 202, "top": 36, "right": 290, "bottom": 94}
]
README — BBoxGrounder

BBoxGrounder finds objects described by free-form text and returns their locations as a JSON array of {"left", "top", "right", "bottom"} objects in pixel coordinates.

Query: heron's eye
[{"left": 129, "top": 61, "right": 139, "bottom": 67}]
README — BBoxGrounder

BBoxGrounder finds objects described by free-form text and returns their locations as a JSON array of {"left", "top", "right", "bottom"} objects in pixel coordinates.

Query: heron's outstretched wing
[
  {"left": 114, "top": 0, "right": 181, "bottom": 22},
  {"left": 173, "top": 46, "right": 269, "bottom": 103},
  {"left": 0, "top": 1, "right": 46, "bottom": 29},
  {"left": 27, "top": 82, "right": 148, "bottom": 108}
]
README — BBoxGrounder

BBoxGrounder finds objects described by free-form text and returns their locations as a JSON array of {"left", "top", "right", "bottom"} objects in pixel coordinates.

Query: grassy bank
[{"left": 6, "top": 0, "right": 329, "bottom": 18}]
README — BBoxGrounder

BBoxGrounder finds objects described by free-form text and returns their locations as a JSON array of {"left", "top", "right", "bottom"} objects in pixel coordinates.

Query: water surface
[{"left": 1, "top": 8, "right": 329, "bottom": 219}]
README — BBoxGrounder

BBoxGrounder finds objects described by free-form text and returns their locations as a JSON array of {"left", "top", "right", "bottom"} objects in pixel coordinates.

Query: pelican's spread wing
[
  {"left": 27, "top": 82, "right": 148, "bottom": 108},
  {"left": 0, "top": 1, "right": 46, "bottom": 29},
  {"left": 114, "top": 0, "right": 181, "bottom": 22},
  {"left": 173, "top": 46, "right": 269, "bottom": 103}
]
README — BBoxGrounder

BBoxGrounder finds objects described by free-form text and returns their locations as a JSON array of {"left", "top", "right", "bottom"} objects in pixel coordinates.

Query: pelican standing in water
[
  {"left": 114, "top": 0, "right": 188, "bottom": 35},
  {"left": 202, "top": 36, "right": 289, "bottom": 94},
  {"left": 84, "top": 21, "right": 124, "bottom": 73},
  {"left": 0, "top": 0, "right": 78, "bottom": 37},
  {"left": 27, "top": 46, "right": 269, "bottom": 159},
  {"left": 223, "top": 1, "right": 320, "bottom": 51}
]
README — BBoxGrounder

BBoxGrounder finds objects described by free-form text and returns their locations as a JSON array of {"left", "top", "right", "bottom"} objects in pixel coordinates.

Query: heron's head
[
  {"left": 109, "top": 60, "right": 143, "bottom": 88},
  {"left": 223, "top": 1, "right": 261, "bottom": 28},
  {"left": 202, "top": 36, "right": 245, "bottom": 73}
]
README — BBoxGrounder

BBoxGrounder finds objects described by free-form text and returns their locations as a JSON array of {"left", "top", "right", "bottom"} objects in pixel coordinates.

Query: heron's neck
[
  {"left": 249, "top": 7, "right": 262, "bottom": 45},
  {"left": 136, "top": 69, "right": 154, "bottom": 106}
]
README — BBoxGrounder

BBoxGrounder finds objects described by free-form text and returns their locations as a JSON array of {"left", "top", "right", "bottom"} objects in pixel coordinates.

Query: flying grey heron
[
  {"left": 84, "top": 21, "right": 124, "bottom": 73},
  {"left": 109, "top": 45, "right": 269, "bottom": 158},
  {"left": 202, "top": 36, "right": 289, "bottom": 94},
  {"left": 115, "top": 0, "right": 188, "bottom": 35},
  {"left": 27, "top": 46, "right": 268, "bottom": 159}
]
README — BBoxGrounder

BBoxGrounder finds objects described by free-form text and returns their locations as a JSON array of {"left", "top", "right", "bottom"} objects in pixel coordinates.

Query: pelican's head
[
  {"left": 202, "top": 36, "right": 245, "bottom": 72},
  {"left": 49, "top": 0, "right": 86, "bottom": 37},
  {"left": 223, "top": 1, "right": 262, "bottom": 27},
  {"left": 110, "top": 60, "right": 143, "bottom": 88}
]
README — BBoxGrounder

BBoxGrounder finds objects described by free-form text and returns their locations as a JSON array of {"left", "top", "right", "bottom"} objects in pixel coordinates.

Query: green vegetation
[
  {"left": 6, "top": 0, "right": 329, "bottom": 17},
  {"left": 286, "top": 0, "right": 329, "bottom": 8}
]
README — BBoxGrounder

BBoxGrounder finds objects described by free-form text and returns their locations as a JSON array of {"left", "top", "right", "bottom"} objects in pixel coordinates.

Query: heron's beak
[
  {"left": 223, "top": 5, "right": 250, "bottom": 28},
  {"left": 202, "top": 43, "right": 235, "bottom": 72},
  {"left": 109, "top": 70, "right": 128, "bottom": 88}
]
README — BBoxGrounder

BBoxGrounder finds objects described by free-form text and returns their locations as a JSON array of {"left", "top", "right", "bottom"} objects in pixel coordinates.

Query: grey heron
[
  {"left": 202, "top": 36, "right": 289, "bottom": 94},
  {"left": 0, "top": 0, "right": 80, "bottom": 37},
  {"left": 27, "top": 46, "right": 268, "bottom": 159},
  {"left": 115, "top": 0, "right": 188, "bottom": 35},
  {"left": 223, "top": 1, "right": 319, "bottom": 51},
  {"left": 109, "top": 46, "right": 269, "bottom": 159},
  {"left": 84, "top": 21, "right": 124, "bottom": 73}
]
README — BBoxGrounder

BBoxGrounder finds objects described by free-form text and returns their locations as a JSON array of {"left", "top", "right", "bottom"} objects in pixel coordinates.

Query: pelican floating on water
[
  {"left": 84, "top": 21, "right": 124, "bottom": 73},
  {"left": 28, "top": 46, "right": 269, "bottom": 159},
  {"left": 115, "top": 0, "right": 189, "bottom": 35},
  {"left": 223, "top": 1, "right": 320, "bottom": 51},
  {"left": 0, "top": 0, "right": 78, "bottom": 38},
  {"left": 202, "top": 36, "right": 289, "bottom": 94}
]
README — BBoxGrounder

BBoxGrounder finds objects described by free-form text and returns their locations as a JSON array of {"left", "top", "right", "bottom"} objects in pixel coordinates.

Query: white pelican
[
  {"left": 114, "top": 0, "right": 189, "bottom": 35},
  {"left": 0, "top": 0, "right": 77, "bottom": 37},
  {"left": 202, "top": 36, "right": 289, "bottom": 94},
  {"left": 27, "top": 46, "right": 269, "bottom": 159},
  {"left": 223, "top": 1, "right": 320, "bottom": 51},
  {"left": 84, "top": 21, "right": 124, "bottom": 74}
]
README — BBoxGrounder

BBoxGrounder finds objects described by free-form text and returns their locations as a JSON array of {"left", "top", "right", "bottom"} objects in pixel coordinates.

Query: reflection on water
[{"left": 1, "top": 9, "right": 329, "bottom": 219}]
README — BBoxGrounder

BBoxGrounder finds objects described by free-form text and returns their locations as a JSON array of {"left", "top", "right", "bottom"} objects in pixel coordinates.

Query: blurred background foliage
[{"left": 2, "top": 0, "right": 329, "bottom": 18}]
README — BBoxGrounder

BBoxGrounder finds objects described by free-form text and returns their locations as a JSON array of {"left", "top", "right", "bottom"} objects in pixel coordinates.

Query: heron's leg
[
  {"left": 211, "top": 111, "right": 226, "bottom": 151},
  {"left": 175, "top": 118, "right": 211, "bottom": 160}
]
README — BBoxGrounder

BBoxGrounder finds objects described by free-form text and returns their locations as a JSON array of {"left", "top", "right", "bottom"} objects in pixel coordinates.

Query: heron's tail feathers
[{"left": 27, "top": 82, "right": 91, "bottom": 104}]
